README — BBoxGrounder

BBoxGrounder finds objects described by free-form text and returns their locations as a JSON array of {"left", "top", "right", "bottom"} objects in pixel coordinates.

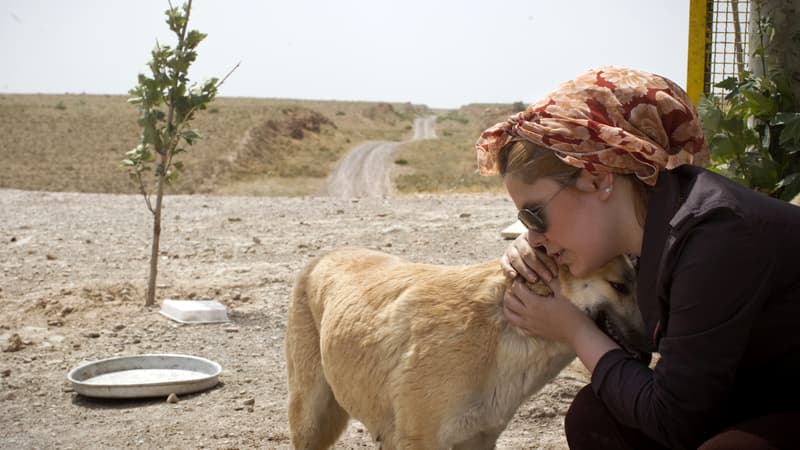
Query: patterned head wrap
[{"left": 475, "top": 66, "right": 708, "bottom": 186}]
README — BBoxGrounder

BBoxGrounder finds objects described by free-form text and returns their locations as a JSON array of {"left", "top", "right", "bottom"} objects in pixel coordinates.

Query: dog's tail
[{"left": 286, "top": 254, "right": 350, "bottom": 449}]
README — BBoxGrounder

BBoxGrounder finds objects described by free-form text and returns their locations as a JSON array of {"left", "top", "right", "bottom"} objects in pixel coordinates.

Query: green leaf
[
  {"left": 745, "top": 153, "right": 778, "bottom": 189},
  {"left": 126, "top": 0, "right": 233, "bottom": 203},
  {"left": 779, "top": 175, "right": 800, "bottom": 201},
  {"left": 165, "top": 168, "right": 180, "bottom": 184},
  {"left": 185, "top": 30, "right": 207, "bottom": 49},
  {"left": 169, "top": 55, "right": 191, "bottom": 77},
  {"left": 715, "top": 77, "right": 739, "bottom": 91},
  {"left": 740, "top": 89, "right": 776, "bottom": 118},
  {"left": 710, "top": 134, "right": 738, "bottom": 159},
  {"left": 762, "top": 124, "right": 771, "bottom": 150},
  {"left": 142, "top": 148, "right": 155, "bottom": 162},
  {"left": 180, "top": 130, "right": 202, "bottom": 145},
  {"left": 779, "top": 114, "right": 800, "bottom": 147},
  {"left": 698, "top": 102, "right": 723, "bottom": 132},
  {"left": 771, "top": 112, "right": 795, "bottom": 126},
  {"left": 775, "top": 172, "right": 800, "bottom": 189},
  {"left": 784, "top": 143, "right": 800, "bottom": 156},
  {"left": 166, "top": 6, "right": 187, "bottom": 34},
  {"left": 125, "top": 146, "right": 140, "bottom": 158}
]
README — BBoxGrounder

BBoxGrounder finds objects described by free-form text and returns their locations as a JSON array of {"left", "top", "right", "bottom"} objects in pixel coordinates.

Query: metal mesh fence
[{"left": 706, "top": 0, "right": 751, "bottom": 97}]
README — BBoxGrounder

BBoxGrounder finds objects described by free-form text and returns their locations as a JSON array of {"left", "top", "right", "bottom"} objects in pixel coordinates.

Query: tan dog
[{"left": 286, "top": 248, "right": 649, "bottom": 449}]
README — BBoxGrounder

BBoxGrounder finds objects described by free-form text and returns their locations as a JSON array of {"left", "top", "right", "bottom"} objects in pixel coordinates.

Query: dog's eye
[{"left": 608, "top": 281, "right": 630, "bottom": 295}]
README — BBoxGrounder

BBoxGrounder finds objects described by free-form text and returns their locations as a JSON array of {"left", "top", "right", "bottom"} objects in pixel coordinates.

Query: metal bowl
[{"left": 68, "top": 354, "right": 222, "bottom": 399}]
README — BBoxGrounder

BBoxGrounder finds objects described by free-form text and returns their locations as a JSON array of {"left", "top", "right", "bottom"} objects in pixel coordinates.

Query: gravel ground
[{"left": 0, "top": 188, "right": 588, "bottom": 449}]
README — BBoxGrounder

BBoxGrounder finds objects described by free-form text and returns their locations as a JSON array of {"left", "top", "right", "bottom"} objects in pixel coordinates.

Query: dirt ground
[{"left": 0, "top": 188, "right": 590, "bottom": 449}]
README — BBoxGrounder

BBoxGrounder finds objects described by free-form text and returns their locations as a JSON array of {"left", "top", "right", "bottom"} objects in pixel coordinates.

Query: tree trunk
[
  {"left": 145, "top": 163, "right": 166, "bottom": 307},
  {"left": 750, "top": 0, "right": 800, "bottom": 109}
]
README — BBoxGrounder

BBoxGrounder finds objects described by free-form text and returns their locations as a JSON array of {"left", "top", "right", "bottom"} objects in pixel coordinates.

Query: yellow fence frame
[
  {"left": 687, "top": 0, "right": 751, "bottom": 104},
  {"left": 687, "top": 0, "right": 710, "bottom": 104}
]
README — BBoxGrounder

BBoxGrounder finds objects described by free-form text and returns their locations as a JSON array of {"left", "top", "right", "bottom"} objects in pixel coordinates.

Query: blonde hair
[
  {"left": 498, "top": 140, "right": 580, "bottom": 184},
  {"left": 498, "top": 140, "right": 650, "bottom": 226}
]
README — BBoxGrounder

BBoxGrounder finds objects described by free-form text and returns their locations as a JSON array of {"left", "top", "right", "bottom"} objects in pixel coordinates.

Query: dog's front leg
[
  {"left": 387, "top": 427, "right": 444, "bottom": 450},
  {"left": 451, "top": 430, "right": 502, "bottom": 450}
]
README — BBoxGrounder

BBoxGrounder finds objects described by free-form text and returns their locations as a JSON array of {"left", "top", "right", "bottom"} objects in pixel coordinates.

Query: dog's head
[{"left": 558, "top": 255, "right": 652, "bottom": 360}]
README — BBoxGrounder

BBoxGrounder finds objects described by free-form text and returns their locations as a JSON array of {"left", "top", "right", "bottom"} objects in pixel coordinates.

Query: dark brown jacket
[{"left": 591, "top": 165, "right": 800, "bottom": 449}]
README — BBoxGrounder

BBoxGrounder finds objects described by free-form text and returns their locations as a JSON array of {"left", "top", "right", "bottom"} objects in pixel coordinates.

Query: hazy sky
[{"left": 1, "top": 1, "right": 690, "bottom": 109}]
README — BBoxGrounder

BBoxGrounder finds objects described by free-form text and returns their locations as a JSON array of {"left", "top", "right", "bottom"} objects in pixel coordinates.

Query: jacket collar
[{"left": 636, "top": 167, "right": 694, "bottom": 337}]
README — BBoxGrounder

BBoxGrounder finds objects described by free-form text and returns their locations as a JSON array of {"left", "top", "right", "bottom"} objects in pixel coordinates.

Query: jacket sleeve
[{"left": 591, "top": 209, "right": 774, "bottom": 449}]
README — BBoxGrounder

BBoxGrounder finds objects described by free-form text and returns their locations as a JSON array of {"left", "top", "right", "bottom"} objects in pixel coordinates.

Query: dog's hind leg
[
  {"left": 286, "top": 270, "right": 349, "bottom": 449},
  {"left": 286, "top": 314, "right": 349, "bottom": 449}
]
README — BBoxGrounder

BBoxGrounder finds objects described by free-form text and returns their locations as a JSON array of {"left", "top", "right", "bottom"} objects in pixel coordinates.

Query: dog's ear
[{"left": 525, "top": 280, "right": 553, "bottom": 297}]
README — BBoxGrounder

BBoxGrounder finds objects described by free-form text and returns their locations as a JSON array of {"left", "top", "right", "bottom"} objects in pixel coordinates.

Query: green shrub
[{"left": 697, "top": 14, "right": 800, "bottom": 200}]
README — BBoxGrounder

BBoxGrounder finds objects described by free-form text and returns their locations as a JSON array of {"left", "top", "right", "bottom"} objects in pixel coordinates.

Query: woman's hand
[
  {"left": 500, "top": 232, "right": 559, "bottom": 284},
  {"left": 503, "top": 277, "right": 588, "bottom": 343},
  {"left": 503, "top": 277, "right": 620, "bottom": 373}
]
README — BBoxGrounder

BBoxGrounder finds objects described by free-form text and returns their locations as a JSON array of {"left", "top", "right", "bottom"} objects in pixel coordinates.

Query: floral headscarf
[{"left": 475, "top": 66, "right": 708, "bottom": 186}]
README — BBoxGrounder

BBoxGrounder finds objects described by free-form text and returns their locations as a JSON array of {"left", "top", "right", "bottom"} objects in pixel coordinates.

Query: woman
[{"left": 476, "top": 66, "right": 800, "bottom": 449}]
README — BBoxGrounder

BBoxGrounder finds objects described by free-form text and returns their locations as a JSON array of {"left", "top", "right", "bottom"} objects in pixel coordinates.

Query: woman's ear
[
  {"left": 575, "top": 169, "right": 613, "bottom": 196},
  {"left": 597, "top": 171, "right": 615, "bottom": 200}
]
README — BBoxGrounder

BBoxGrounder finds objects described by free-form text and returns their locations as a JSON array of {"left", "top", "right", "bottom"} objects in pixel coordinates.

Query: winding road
[{"left": 326, "top": 116, "right": 437, "bottom": 198}]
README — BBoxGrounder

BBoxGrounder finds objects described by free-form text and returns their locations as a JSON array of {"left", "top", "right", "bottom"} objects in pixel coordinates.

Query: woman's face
[{"left": 504, "top": 171, "right": 618, "bottom": 277}]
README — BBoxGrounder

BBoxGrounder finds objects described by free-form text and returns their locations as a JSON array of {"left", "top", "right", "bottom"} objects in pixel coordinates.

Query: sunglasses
[{"left": 517, "top": 183, "right": 571, "bottom": 234}]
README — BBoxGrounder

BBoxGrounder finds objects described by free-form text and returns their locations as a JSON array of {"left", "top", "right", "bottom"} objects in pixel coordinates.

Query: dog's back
[{"left": 286, "top": 248, "right": 639, "bottom": 449}]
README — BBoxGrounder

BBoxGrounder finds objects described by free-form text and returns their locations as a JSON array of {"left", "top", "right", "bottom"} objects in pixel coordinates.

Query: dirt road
[{"left": 325, "top": 116, "right": 437, "bottom": 198}]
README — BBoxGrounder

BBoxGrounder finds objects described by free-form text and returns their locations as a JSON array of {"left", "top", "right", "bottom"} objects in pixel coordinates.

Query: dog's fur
[{"left": 286, "top": 248, "right": 648, "bottom": 449}]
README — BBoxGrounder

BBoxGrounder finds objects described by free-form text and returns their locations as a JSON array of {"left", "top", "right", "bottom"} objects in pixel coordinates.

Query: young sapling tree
[{"left": 123, "top": 0, "right": 237, "bottom": 306}]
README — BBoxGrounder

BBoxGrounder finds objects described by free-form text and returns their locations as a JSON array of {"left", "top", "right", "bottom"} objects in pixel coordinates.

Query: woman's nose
[{"left": 526, "top": 229, "right": 547, "bottom": 247}]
